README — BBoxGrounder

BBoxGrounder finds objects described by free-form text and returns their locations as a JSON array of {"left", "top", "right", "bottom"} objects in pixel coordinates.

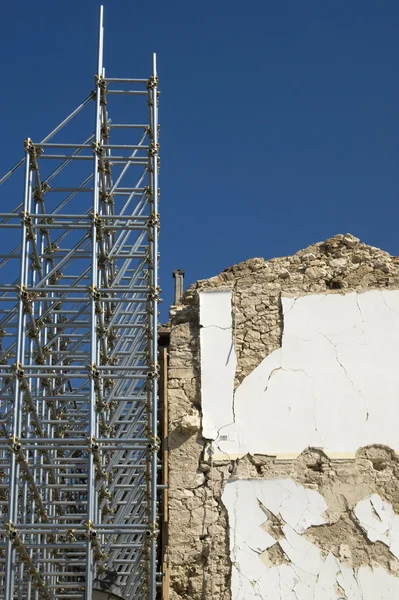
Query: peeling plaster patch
[
  {"left": 223, "top": 479, "right": 399, "bottom": 600},
  {"left": 199, "top": 291, "right": 237, "bottom": 439},
  {"left": 354, "top": 494, "right": 399, "bottom": 559},
  {"left": 199, "top": 289, "right": 234, "bottom": 329},
  {"left": 199, "top": 290, "right": 399, "bottom": 456}
]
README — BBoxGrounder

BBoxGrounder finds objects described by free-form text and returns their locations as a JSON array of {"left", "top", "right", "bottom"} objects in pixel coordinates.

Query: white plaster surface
[
  {"left": 199, "top": 290, "right": 399, "bottom": 456},
  {"left": 223, "top": 479, "right": 399, "bottom": 600},
  {"left": 354, "top": 494, "right": 399, "bottom": 559},
  {"left": 199, "top": 291, "right": 237, "bottom": 440}
]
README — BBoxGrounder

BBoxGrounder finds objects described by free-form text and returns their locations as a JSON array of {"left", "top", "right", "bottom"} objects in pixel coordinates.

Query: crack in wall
[
  {"left": 379, "top": 290, "right": 399, "bottom": 317},
  {"left": 200, "top": 324, "right": 232, "bottom": 331},
  {"left": 317, "top": 330, "right": 370, "bottom": 421}
]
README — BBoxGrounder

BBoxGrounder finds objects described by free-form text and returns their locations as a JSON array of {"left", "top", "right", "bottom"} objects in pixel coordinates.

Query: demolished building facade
[{"left": 164, "top": 234, "right": 399, "bottom": 599}]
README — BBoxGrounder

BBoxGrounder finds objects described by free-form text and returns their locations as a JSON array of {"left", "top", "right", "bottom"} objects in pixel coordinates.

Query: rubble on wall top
[{"left": 181, "top": 233, "right": 399, "bottom": 299}]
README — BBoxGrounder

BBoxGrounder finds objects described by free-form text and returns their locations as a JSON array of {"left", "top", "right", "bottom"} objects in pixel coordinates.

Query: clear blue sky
[{"left": 1, "top": 1, "right": 398, "bottom": 318}]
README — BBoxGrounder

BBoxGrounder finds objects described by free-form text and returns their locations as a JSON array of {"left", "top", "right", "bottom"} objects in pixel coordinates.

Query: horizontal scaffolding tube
[
  {"left": 107, "top": 90, "right": 147, "bottom": 95},
  {"left": 105, "top": 78, "right": 148, "bottom": 83},
  {"left": 36, "top": 143, "right": 149, "bottom": 150}
]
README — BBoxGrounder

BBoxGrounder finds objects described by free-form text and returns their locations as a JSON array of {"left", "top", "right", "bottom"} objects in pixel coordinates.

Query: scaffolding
[{"left": 0, "top": 6, "right": 160, "bottom": 599}]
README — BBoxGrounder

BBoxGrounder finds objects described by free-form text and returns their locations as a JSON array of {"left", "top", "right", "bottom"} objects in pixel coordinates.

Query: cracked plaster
[
  {"left": 200, "top": 289, "right": 399, "bottom": 458},
  {"left": 167, "top": 234, "right": 399, "bottom": 599},
  {"left": 223, "top": 479, "right": 399, "bottom": 599},
  {"left": 200, "top": 291, "right": 237, "bottom": 440},
  {"left": 354, "top": 494, "right": 399, "bottom": 559}
]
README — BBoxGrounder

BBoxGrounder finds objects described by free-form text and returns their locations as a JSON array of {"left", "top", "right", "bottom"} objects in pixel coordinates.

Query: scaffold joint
[
  {"left": 148, "top": 286, "right": 161, "bottom": 301},
  {"left": 149, "top": 141, "right": 160, "bottom": 156},
  {"left": 147, "top": 75, "right": 159, "bottom": 90},
  {"left": 92, "top": 141, "right": 104, "bottom": 156},
  {"left": 148, "top": 211, "right": 160, "bottom": 229}
]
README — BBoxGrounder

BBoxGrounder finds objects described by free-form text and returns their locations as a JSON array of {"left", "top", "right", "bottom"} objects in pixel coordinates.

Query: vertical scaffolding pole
[
  {"left": 4, "top": 152, "right": 31, "bottom": 600},
  {"left": 86, "top": 7, "right": 104, "bottom": 597},
  {"left": 147, "top": 53, "right": 160, "bottom": 600}
]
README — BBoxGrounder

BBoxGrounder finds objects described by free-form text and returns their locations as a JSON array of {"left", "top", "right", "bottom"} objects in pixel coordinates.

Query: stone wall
[{"left": 166, "top": 234, "right": 399, "bottom": 599}]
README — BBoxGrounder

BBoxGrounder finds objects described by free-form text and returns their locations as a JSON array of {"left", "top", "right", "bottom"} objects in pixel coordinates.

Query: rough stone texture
[{"left": 166, "top": 234, "right": 399, "bottom": 599}]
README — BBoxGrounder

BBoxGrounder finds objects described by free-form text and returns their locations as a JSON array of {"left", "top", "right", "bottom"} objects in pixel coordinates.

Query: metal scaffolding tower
[{"left": 0, "top": 6, "right": 160, "bottom": 599}]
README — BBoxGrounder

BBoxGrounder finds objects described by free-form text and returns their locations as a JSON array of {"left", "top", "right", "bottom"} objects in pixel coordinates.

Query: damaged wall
[
  {"left": 200, "top": 288, "right": 399, "bottom": 456},
  {"left": 166, "top": 234, "right": 399, "bottom": 599}
]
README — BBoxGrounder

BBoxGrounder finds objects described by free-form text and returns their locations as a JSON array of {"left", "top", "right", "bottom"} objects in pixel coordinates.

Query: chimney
[{"left": 173, "top": 270, "right": 185, "bottom": 304}]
